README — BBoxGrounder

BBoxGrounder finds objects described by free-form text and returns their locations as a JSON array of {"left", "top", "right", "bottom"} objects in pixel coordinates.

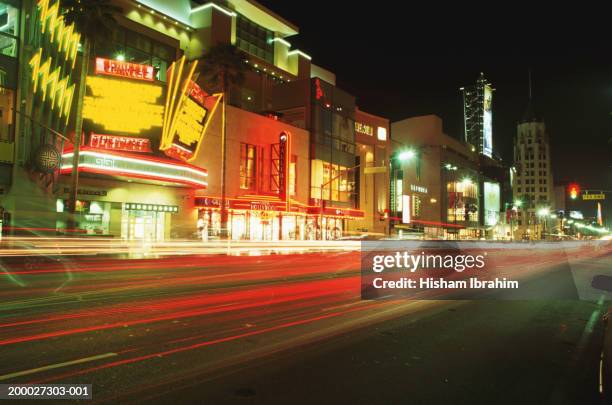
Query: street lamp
[
  {"left": 537, "top": 207, "right": 550, "bottom": 240},
  {"left": 397, "top": 149, "right": 416, "bottom": 161}
]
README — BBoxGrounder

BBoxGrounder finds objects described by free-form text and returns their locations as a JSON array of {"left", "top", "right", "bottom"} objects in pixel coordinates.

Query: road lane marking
[{"left": 0, "top": 352, "right": 117, "bottom": 381}]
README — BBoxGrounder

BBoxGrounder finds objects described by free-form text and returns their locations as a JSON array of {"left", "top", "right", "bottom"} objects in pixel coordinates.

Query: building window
[
  {"left": 0, "top": 1, "right": 19, "bottom": 58},
  {"left": 310, "top": 159, "right": 352, "bottom": 202},
  {"left": 0, "top": 87, "right": 14, "bottom": 141},
  {"left": 236, "top": 14, "right": 274, "bottom": 64},
  {"left": 240, "top": 143, "right": 257, "bottom": 190}
]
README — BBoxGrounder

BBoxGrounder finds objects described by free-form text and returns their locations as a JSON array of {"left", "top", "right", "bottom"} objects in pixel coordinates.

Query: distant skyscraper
[
  {"left": 512, "top": 74, "right": 554, "bottom": 239},
  {"left": 461, "top": 73, "right": 494, "bottom": 158}
]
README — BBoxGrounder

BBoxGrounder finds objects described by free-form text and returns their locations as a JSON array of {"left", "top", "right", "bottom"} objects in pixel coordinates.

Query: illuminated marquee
[
  {"left": 82, "top": 76, "right": 164, "bottom": 133},
  {"left": 161, "top": 56, "right": 222, "bottom": 162},
  {"left": 95, "top": 57, "right": 155, "bottom": 81},
  {"left": 60, "top": 148, "right": 208, "bottom": 188},
  {"left": 89, "top": 133, "right": 151, "bottom": 153}
]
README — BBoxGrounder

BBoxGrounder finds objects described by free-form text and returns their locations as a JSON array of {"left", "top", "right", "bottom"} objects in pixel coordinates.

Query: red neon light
[
  {"left": 95, "top": 57, "right": 155, "bottom": 81},
  {"left": 59, "top": 166, "right": 206, "bottom": 189},
  {"left": 89, "top": 133, "right": 151, "bottom": 153},
  {"left": 63, "top": 146, "right": 207, "bottom": 173},
  {"left": 315, "top": 78, "right": 324, "bottom": 100},
  {"left": 194, "top": 196, "right": 364, "bottom": 218}
]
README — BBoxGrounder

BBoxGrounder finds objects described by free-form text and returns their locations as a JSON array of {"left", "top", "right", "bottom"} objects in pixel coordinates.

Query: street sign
[{"left": 583, "top": 193, "right": 605, "bottom": 201}]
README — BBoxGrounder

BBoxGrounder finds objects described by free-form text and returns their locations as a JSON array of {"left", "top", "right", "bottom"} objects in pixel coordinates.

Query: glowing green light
[{"left": 398, "top": 150, "right": 416, "bottom": 161}]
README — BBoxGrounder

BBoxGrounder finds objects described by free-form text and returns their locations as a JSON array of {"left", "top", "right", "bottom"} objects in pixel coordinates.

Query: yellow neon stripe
[
  {"left": 167, "top": 60, "right": 198, "bottom": 145},
  {"left": 161, "top": 61, "right": 176, "bottom": 149},
  {"left": 164, "top": 56, "right": 185, "bottom": 149},
  {"left": 188, "top": 93, "right": 222, "bottom": 163}
]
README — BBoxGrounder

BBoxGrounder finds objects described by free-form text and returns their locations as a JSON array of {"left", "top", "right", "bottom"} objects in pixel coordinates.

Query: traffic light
[{"left": 568, "top": 183, "right": 580, "bottom": 200}]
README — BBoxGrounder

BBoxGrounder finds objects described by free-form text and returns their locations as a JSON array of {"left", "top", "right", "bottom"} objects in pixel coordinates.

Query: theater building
[{"left": 1, "top": 0, "right": 375, "bottom": 240}]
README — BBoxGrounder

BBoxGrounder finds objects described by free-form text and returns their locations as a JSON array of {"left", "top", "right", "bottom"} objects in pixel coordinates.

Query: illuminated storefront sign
[
  {"left": 161, "top": 56, "right": 221, "bottom": 162},
  {"left": 60, "top": 148, "right": 208, "bottom": 188},
  {"left": 82, "top": 75, "right": 164, "bottom": 133},
  {"left": 484, "top": 181, "right": 500, "bottom": 226},
  {"left": 410, "top": 184, "right": 428, "bottom": 194},
  {"left": 95, "top": 57, "right": 155, "bottom": 81},
  {"left": 377, "top": 127, "right": 387, "bottom": 141},
  {"left": 355, "top": 122, "right": 373, "bottom": 136},
  {"left": 483, "top": 85, "right": 493, "bottom": 157},
  {"left": 402, "top": 195, "right": 411, "bottom": 224},
  {"left": 89, "top": 133, "right": 151, "bottom": 153},
  {"left": 125, "top": 203, "right": 178, "bottom": 213}
]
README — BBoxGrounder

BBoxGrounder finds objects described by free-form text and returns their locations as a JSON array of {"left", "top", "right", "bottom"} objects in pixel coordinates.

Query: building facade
[
  {"left": 461, "top": 72, "right": 494, "bottom": 158},
  {"left": 391, "top": 115, "right": 507, "bottom": 240},
  {"left": 0, "top": 0, "right": 383, "bottom": 240},
  {"left": 512, "top": 99, "right": 554, "bottom": 240}
]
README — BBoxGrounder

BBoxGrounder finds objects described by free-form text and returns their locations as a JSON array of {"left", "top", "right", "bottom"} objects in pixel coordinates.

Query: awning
[{"left": 60, "top": 146, "right": 208, "bottom": 188}]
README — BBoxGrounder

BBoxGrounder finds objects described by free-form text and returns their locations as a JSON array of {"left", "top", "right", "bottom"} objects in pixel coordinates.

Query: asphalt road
[{"left": 0, "top": 242, "right": 610, "bottom": 404}]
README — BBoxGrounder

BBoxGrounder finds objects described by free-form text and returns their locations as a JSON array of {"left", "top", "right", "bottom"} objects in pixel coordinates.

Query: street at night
[
  {"left": 0, "top": 241, "right": 610, "bottom": 403},
  {"left": 0, "top": 0, "right": 611, "bottom": 403}
]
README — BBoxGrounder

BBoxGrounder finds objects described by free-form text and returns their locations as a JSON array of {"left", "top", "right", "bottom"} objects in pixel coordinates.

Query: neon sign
[
  {"left": 37, "top": 0, "right": 81, "bottom": 68},
  {"left": 95, "top": 57, "right": 155, "bottom": 81},
  {"left": 82, "top": 76, "right": 164, "bottom": 133},
  {"left": 161, "top": 56, "right": 221, "bottom": 162},
  {"left": 60, "top": 148, "right": 208, "bottom": 188},
  {"left": 89, "top": 133, "right": 152, "bottom": 153},
  {"left": 355, "top": 122, "right": 373, "bottom": 136},
  {"left": 29, "top": 48, "right": 76, "bottom": 121}
]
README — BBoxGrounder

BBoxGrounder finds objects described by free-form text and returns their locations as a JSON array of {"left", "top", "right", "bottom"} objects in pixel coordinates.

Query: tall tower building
[
  {"left": 461, "top": 72, "right": 494, "bottom": 158},
  {"left": 512, "top": 76, "right": 554, "bottom": 239}
]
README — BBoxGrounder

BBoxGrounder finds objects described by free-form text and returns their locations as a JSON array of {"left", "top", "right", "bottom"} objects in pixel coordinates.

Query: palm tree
[
  {"left": 199, "top": 44, "right": 247, "bottom": 238},
  {"left": 60, "top": 0, "right": 120, "bottom": 227}
]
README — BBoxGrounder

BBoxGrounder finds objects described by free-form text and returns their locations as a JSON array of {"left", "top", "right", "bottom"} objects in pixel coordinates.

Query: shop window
[
  {"left": 310, "top": 159, "right": 351, "bottom": 202},
  {"left": 0, "top": 1, "right": 18, "bottom": 58},
  {"left": 240, "top": 143, "right": 257, "bottom": 190},
  {"left": 0, "top": 86, "right": 14, "bottom": 141}
]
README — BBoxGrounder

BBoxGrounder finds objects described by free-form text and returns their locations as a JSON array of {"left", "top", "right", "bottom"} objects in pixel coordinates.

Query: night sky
[{"left": 257, "top": 2, "right": 612, "bottom": 195}]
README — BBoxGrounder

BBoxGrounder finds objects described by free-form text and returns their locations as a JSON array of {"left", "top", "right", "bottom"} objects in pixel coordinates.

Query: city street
[{"left": 0, "top": 240, "right": 610, "bottom": 404}]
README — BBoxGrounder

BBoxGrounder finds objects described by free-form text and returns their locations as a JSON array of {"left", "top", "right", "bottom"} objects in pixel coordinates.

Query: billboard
[
  {"left": 484, "top": 182, "right": 500, "bottom": 226},
  {"left": 482, "top": 85, "right": 493, "bottom": 157},
  {"left": 160, "top": 57, "right": 221, "bottom": 162}
]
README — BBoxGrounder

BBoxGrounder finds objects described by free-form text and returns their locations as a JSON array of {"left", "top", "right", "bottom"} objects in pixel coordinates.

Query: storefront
[
  {"left": 58, "top": 146, "right": 207, "bottom": 240},
  {"left": 195, "top": 196, "right": 363, "bottom": 240}
]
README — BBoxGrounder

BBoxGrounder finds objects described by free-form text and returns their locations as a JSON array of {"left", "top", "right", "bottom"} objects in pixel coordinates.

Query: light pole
[
  {"left": 389, "top": 149, "right": 417, "bottom": 237},
  {"left": 505, "top": 199, "right": 522, "bottom": 241},
  {"left": 537, "top": 207, "right": 550, "bottom": 240}
]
